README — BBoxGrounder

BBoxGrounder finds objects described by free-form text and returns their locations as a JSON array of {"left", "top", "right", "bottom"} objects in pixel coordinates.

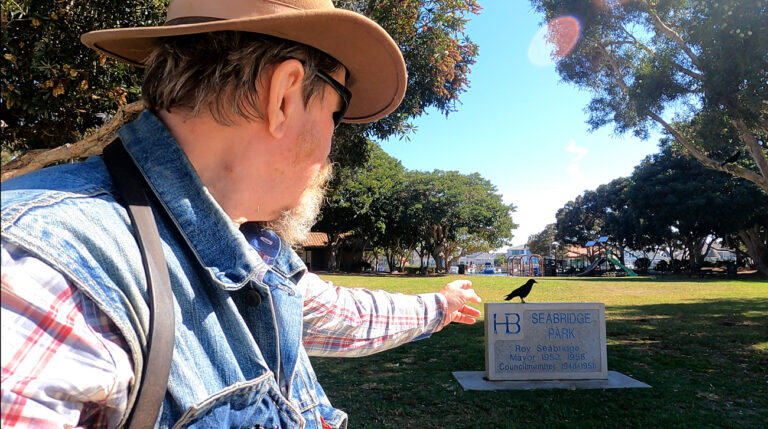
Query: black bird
[
  {"left": 504, "top": 279, "right": 537, "bottom": 303},
  {"left": 720, "top": 151, "right": 740, "bottom": 166}
]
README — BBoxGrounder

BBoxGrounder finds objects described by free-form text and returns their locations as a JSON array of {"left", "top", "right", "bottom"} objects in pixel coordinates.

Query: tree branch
[
  {"left": 674, "top": 65, "right": 704, "bottom": 81},
  {"left": 596, "top": 42, "right": 631, "bottom": 92},
  {"left": 731, "top": 117, "right": 768, "bottom": 185},
  {"left": 618, "top": 24, "right": 704, "bottom": 82},
  {"left": 640, "top": 1, "right": 702, "bottom": 71},
  {"left": 647, "top": 110, "right": 768, "bottom": 194},
  {"left": 1, "top": 101, "right": 143, "bottom": 182},
  {"left": 597, "top": 41, "right": 767, "bottom": 193}
]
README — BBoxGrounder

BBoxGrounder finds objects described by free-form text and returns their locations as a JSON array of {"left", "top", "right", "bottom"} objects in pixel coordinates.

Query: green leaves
[
  {"left": 316, "top": 141, "right": 515, "bottom": 271},
  {"left": 4, "top": 1, "right": 479, "bottom": 169},
  {"left": 1, "top": 0, "right": 167, "bottom": 153},
  {"left": 338, "top": 0, "right": 480, "bottom": 145},
  {"left": 532, "top": 0, "right": 768, "bottom": 191},
  {"left": 552, "top": 146, "right": 767, "bottom": 272}
]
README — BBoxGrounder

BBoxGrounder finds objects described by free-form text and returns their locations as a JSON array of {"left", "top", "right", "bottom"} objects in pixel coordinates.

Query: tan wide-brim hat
[{"left": 81, "top": 0, "right": 407, "bottom": 123}]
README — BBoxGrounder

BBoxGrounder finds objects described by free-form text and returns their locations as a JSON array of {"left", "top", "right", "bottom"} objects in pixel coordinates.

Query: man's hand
[{"left": 438, "top": 280, "right": 481, "bottom": 327}]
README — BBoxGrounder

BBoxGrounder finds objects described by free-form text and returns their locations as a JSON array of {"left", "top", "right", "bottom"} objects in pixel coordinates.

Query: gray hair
[{"left": 142, "top": 31, "right": 343, "bottom": 124}]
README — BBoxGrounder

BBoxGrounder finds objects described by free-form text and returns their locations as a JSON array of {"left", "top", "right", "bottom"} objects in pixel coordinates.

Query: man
[{"left": 0, "top": 0, "right": 481, "bottom": 427}]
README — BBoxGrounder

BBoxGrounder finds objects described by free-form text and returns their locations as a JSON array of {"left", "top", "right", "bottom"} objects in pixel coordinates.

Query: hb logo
[{"left": 493, "top": 313, "right": 521, "bottom": 335}]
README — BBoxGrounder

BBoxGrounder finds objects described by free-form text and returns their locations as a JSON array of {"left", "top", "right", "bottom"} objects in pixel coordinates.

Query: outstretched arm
[{"left": 301, "top": 274, "right": 481, "bottom": 358}]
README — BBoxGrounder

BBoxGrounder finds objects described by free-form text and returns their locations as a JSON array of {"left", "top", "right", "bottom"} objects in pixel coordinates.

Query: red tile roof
[{"left": 302, "top": 232, "right": 329, "bottom": 248}]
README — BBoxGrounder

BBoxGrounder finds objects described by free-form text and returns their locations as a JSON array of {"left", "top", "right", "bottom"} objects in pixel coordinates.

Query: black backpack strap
[{"left": 103, "top": 138, "right": 175, "bottom": 429}]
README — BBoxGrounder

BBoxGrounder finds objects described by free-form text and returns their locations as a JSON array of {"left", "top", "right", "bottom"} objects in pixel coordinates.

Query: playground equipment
[
  {"left": 605, "top": 250, "right": 637, "bottom": 276},
  {"left": 577, "top": 237, "right": 638, "bottom": 277},
  {"left": 576, "top": 257, "right": 606, "bottom": 276},
  {"left": 508, "top": 254, "right": 544, "bottom": 277}
]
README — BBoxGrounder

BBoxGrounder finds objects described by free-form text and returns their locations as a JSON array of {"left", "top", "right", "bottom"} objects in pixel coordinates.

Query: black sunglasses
[
  {"left": 312, "top": 69, "right": 352, "bottom": 129},
  {"left": 293, "top": 59, "right": 352, "bottom": 129}
]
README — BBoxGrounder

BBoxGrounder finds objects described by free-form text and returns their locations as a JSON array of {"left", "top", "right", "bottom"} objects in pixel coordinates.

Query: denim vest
[{"left": 0, "top": 111, "right": 347, "bottom": 428}]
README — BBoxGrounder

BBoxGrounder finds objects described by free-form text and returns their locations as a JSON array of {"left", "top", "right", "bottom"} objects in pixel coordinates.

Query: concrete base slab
[{"left": 452, "top": 370, "right": 650, "bottom": 391}]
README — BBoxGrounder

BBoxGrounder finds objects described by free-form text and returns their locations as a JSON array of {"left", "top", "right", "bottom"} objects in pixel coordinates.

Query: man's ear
[{"left": 264, "top": 59, "right": 306, "bottom": 139}]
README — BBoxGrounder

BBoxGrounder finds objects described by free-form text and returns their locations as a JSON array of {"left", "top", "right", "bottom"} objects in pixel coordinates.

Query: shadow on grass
[
  {"left": 312, "top": 298, "right": 768, "bottom": 428},
  {"left": 607, "top": 299, "right": 767, "bottom": 380}
]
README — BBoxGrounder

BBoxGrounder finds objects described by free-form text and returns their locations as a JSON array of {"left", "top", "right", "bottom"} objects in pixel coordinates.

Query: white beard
[{"left": 261, "top": 160, "right": 333, "bottom": 247}]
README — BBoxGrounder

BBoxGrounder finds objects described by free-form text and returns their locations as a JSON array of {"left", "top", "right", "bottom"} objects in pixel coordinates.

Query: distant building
[
  {"left": 506, "top": 244, "right": 531, "bottom": 257},
  {"left": 705, "top": 247, "right": 737, "bottom": 263},
  {"left": 300, "top": 232, "right": 331, "bottom": 271},
  {"left": 298, "top": 232, "right": 368, "bottom": 272},
  {"left": 457, "top": 252, "right": 499, "bottom": 266}
]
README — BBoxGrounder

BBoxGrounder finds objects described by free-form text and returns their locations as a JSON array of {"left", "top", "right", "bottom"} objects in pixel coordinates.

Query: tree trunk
[
  {"left": 328, "top": 246, "right": 337, "bottom": 271},
  {"left": 725, "top": 235, "right": 749, "bottom": 268},
  {"left": 446, "top": 254, "right": 461, "bottom": 272},
  {"left": 739, "top": 224, "right": 768, "bottom": 276},
  {"left": 430, "top": 243, "right": 446, "bottom": 273},
  {"left": 327, "top": 234, "right": 342, "bottom": 272},
  {"left": 686, "top": 236, "right": 707, "bottom": 275},
  {"left": 385, "top": 250, "right": 397, "bottom": 273}
]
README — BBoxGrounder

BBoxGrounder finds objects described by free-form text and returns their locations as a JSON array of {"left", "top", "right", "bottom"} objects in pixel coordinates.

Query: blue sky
[{"left": 378, "top": 1, "right": 659, "bottom": 247}]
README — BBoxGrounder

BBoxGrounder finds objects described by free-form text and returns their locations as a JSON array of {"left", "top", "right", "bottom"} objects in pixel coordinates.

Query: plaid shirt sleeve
[
  {"left": 1, "top": 242, "right": 133, "bottom": 429},
  {"left": 301, "top": 272, "right": 448, "bottom": 357}
]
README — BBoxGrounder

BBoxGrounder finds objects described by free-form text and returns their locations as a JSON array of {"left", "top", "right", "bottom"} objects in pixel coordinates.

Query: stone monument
[
  {"left": 485, "top": 302, "right": 607, "bottom": 380},
  {"left": 452, "top": 301, "right": 650, "bottom": 390}
]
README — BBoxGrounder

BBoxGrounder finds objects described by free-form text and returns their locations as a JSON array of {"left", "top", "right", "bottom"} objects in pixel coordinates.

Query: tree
[
  {"left": 531, "top": 0, "right": 768, "bottom": 193},
  {"left": 555, "top": 177, "right": 636, "bottom": 263},
  {"left": 313, "top": 141, "right": 407, "bottom": 270},
  {"left": 527, "top": 223, "right": 557, "bottom": 257},
  {"left": 414, "top": 170, "right": 516, "bottom": 272},
  {"left": 316, "top": 154, "right": 516, "bottom": 273},
  {"left": 554, "top": 143, "right": 768, "bottom": 274},
  {"left": 369, "top": 170, "right": 424, "bottom": 273},
  {"left": 554, "top": 191, "right": 605, "bottom": 262},
  {"left": 494, "top": 253, "right": 508, "bottom": 267},
  {"left": 2, "top": 0, "right": 481, "bottom": 179},
  {"left": 1, "top": 0, "right": 166, "bottom": 154},
  {"left": 627, "top": 146, "right": 768, "bottom": 273},
  {"left": 589, "top": 178, "right": 636, "bottom": 263},
  {"left": 725, "top": 218, "right": 768, "bottom": 275}
]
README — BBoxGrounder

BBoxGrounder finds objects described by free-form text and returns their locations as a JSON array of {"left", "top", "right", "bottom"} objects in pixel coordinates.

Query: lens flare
[
  {"left": 528, "top": 15, "right": 582, "bottom": 67},
  {"left": 547, "top": 16, "right": 581, "bottom": 59}
]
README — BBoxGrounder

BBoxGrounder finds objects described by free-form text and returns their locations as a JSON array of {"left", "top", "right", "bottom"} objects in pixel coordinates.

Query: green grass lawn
[{"left": 311, "top": 274, "right": 768, "bottom": 428}]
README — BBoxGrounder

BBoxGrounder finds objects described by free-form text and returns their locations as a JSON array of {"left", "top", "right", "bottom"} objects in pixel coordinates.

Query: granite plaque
[{"left": 485, "top": 302, "right": 607, "bottom": 380}]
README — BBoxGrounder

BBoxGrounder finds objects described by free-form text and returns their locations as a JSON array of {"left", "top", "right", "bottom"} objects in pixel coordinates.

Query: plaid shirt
[{"left": 1, "top": 241, "right": 446, "bottom": 428}]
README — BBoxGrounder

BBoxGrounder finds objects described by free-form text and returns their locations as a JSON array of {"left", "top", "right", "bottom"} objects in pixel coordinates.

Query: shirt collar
[
  {"left": 117, "top": 110, "right": 266, "bottom": 291},
  {"left": 240, "top": 223, "right": 307, "bottom": 286}
]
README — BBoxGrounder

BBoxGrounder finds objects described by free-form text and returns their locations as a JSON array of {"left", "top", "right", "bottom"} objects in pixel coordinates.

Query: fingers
[
  {"left": 438, "top": 279, "right": 482, "bottom": 326},
  {"left": 444, "top": 305, "right": 482, "bottom": 327},
  {"left": 464, "top": 289, "right": 482, "bottom": 304},
  {"left": 446, "top": 280, "right": 480, "bottom": 301},
  {"left": 451, "top": 312, "right": 477, "bottom": 325},
  {"left": 460, "top": 305, "right": 481, "bottom": 317},
  {"left": 448, "top": 279, "right": 472, "bottom": 290}
]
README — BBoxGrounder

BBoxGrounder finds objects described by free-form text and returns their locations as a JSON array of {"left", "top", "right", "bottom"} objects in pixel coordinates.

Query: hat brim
[{"left": 81, "top": 9, "right": 407, "bottom": 123}]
